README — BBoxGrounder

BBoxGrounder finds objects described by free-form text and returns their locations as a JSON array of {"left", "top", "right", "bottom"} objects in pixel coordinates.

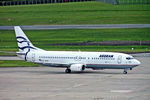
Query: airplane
[{"left": 14, "top": 26, "right": 141, "bottom": 74}]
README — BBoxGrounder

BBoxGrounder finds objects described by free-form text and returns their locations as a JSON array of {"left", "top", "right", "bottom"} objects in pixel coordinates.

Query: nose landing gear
[
  {"left": 123, "top": 70, "right": 127, "bottom": 74},
  {"left": 123, "top": 68, "right": 132, "bottom": 74}
]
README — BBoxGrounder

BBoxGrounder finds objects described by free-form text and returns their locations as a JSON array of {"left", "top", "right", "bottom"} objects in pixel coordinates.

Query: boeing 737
[{"left": 14, "top": 26, "right": 140, "bottom": 74}]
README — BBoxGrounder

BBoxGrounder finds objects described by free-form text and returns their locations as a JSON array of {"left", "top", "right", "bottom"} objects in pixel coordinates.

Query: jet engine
[{"left": 70, "top": 64, "right": 85, "bottom": 71}]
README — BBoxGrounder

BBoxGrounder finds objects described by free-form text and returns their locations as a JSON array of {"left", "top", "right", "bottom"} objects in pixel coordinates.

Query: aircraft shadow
[{"left": 25, "top": 70, "right": 123, "bottom": 75}]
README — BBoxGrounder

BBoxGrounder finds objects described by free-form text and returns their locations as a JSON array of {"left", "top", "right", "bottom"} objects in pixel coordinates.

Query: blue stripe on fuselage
[{"left": 86, "top": 64, "right": 137, "bottom": 69}]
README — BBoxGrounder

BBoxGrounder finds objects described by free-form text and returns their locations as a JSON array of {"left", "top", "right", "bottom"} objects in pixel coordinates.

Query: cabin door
[
  {"left": 32, "top": 53, "right": 35, "bottom": 62},
  {"left": 117, "top": 55, "right": 122, "bottom": 64}
]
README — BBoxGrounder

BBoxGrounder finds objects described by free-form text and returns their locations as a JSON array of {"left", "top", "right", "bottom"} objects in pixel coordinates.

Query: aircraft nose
[{"left": 135, "top": 59, "right": 141, "bottom": 65}]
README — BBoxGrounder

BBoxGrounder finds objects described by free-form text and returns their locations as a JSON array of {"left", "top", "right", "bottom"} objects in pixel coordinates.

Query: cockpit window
[{"left": 126, "top": 57, "right": 134, "bottom": 60}]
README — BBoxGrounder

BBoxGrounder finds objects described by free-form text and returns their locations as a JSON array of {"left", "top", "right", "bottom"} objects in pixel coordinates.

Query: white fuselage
[
  {"left": 14, "top": 26, "right": 141, "bottom": 74},
  {"left": 26, "top": 51, "right": 140, "bottom": 70}
]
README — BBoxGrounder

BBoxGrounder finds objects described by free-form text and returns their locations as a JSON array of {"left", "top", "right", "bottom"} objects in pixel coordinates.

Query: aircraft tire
[
  {"left": 123, "top": 71, "right": 127, "bottom": 74},
  {"left": 65, "top": 69, "right": 71, "bottom": 73}
]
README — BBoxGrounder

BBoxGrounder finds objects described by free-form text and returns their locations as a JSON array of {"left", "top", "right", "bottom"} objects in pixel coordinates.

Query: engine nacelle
[{"left": 70, "top": 64, "right": 85, "bottom": 71}]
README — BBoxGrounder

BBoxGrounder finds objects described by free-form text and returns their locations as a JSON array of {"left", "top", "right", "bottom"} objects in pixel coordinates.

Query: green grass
[
  {"left": 0, "top": 1, "right": 150, "bottom": 25},
  {"left": 118, "top": 0, "right": 150, "bottom": 4},
  {"left": 37, "top": 45, "right": 150, "bottom": 53},
  {"left": 0, "top": 45, "right": 150, "bottom": 56},
  {"left": 0, "top": 60, "right": 40, "bottom": 67},
  {"left": 0, "top": 28, "right": 150, "bottom": 54}
]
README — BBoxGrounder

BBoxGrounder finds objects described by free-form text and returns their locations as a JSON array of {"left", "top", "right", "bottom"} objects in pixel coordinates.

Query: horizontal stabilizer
[
  {"left": 0, "top": 51, "right": 26, "bottom": 55},
  {"left": 16, "top": 52, "right": 26, "bottom": 55}
]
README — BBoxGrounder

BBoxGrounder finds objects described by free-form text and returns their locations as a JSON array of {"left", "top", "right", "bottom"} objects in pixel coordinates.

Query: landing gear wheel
[
  {"left": 130, "top": 68, "right": 132, "bottom": 70},
  {"left": 65, "top": 69, "right": 71, "bottom": 73},
  {"left": 123, "top": 71, "right": 127, "bottom": 74}
]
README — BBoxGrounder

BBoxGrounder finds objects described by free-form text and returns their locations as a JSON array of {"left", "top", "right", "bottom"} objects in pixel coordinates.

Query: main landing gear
[{"left": 65, "top": 68, "right": 71, "bottom": 73}]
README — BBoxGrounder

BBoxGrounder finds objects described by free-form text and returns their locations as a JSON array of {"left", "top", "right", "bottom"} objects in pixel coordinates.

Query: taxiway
[
  {"left": 0, "top": 24, "right": 150, "bottom": 30},
  {"left": 0, "top": 57, "right": 150, "bottom": 100}
]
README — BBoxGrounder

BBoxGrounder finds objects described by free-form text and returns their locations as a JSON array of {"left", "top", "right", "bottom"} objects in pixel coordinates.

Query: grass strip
[
  {"left": 0, "top": 28, "right": 150, "bottom": 54},
  {"left": 0, "top": 60, "right": 40, "bottom": 67},
  {"left": 0, "top": 2, "right": 150, "bottom": 25}
]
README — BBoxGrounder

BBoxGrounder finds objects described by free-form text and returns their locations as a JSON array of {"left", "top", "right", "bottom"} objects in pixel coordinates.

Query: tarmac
[{"left": 0, "top": 56, "right": 150, "bottom": 100}]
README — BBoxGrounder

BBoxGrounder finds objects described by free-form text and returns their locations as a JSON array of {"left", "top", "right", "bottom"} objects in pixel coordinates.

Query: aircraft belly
[
  {"left": 86, "top": 64, "right": 133, "bottom": 69},
  {"left": 41, "top": 63, "right": 68, "bottom": 68}
]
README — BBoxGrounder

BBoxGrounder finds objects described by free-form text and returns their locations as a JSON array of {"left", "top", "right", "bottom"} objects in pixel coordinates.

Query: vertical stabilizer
[
  {"left": 14, "top": 26, "right": 44, "bottom": 60},
  {"left": 14, "top": 26, "right": 35, "bottom": 52}
]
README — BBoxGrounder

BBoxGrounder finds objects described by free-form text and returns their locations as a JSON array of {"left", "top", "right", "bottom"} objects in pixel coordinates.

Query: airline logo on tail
[
  {"left": 17, "top": 36, "right": 36, "bottom": 51},
  {"left": 14, "top": 26, "right": 38, "bottom": 61}
]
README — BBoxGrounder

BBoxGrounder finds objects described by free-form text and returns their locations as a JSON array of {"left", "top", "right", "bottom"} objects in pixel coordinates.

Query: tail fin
[{"left": 14, "top": 26, "right": 44, "bottom": 60}]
